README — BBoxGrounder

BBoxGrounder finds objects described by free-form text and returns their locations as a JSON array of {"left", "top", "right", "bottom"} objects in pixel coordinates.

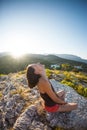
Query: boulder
[
  {"left": 0, "top": 94, "right": 25, "bottom": 130},
  {"left": 13, "top": 79, "right": 87, "bottom": 130},
  {"left": 13, "top": 104, "right": 51, "bottom": 130},
  {"left": 46, "top": 79, "right": 87, "bottom": 130}
]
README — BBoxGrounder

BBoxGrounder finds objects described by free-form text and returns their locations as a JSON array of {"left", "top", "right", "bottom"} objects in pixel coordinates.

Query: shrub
[
  {"left": 77, "top": 85, "right": 84, "bottom": 95},
  {"left": 46, "top": 69, "right": 53, "bottom": 78},
  {"left": 61, "top": 80, "right": 75, "bottom": 88},
  {"left": 0, "top": 92, "right": 3, "bottom": 99},
  {"left": 84, "top": 88, "right": 87, "bottom": 97}
]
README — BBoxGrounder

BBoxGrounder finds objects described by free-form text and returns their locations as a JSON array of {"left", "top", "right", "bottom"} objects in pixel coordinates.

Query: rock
[
  {"left": 0, "top": 81, "right": 7, "bottom": 91},
  {"left": 0, "top": 73, "right": 87, "bottom": 130},
  {"left": 0, "top": 93, "right": 25, "bottom": 129},
  {"left": 20, "top": 76, "right": 28, "bottom": 85},
  {"left": 13, "top": 103, "right": 52, "bottom": 130},
  {"left": 46, "top": 79, "right": 87, "bottom": 130},
  {"left": 13, "top": 79, "right": 87, "bottom": 130},
  {"left": 13, "top": 105, "right": 38, "bottom": 130},
  {"left": 3, "top": 82, "right": 16, "bottom": 95},
  {"left": 0, "top": 75, "right": 8, "bottom": 81}
]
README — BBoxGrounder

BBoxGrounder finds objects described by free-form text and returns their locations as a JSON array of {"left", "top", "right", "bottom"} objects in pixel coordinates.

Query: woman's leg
[{"left": 58, "top": 103, "right": 78, "bottom": 112}]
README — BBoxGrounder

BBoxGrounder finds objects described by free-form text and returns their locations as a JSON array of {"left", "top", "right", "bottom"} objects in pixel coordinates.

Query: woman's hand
[
  {"left": 56, "top": 90, "right": 66, "bottom": 101},
  {"left": 57, "top": 90, "right": 65, "bottom": 97}
]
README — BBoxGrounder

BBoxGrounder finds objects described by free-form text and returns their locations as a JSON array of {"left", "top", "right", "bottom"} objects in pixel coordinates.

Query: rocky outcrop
[
  {"left": 13, "top": 79, "right": 87, "bottom": 130},
  {"left": 0, "top": 74, "right": 87, "bottom": 130},
  {"left": 0, "top": 94, "right": 25, "bottom": 130},
  {"left": 47, "top": 79, "right": 87, "bottom": 130},
  {"left": 13, "top": 104, "right": 51, "bottom": 130},
  {"left": 0, "top": 75, "right": 26, "bottom": 130}
]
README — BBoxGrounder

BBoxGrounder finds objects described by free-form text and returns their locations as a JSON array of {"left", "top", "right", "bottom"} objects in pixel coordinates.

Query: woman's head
[{"left": 26, "top": 63, "right": 45, "bottom": 88}]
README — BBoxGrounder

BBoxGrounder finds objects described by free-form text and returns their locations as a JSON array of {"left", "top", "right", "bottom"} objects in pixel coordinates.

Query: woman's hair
[{"left": 26, "top": 65, "right": 41, "bottom": 88}]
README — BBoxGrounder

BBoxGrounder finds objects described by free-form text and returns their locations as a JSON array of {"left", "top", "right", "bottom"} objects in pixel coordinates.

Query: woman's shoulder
[
  {"left": 38, "top": 77, "right": 51, "bottom": 89},
  {"left": 39, "top": 77, "right": 49, "bottom": 84},
  {"left": 38, "top": 77, "right": 49, "bottom": 93}
]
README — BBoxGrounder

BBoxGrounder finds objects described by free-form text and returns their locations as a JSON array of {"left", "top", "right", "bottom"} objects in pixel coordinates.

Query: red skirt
[{"left": 45, "top": 104, "right": 59, "bottom": 112}]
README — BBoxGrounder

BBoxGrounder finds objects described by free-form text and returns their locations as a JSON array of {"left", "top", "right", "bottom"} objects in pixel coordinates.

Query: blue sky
[{"left": 0, "top": 0, "right": 87, "bottom": 59}]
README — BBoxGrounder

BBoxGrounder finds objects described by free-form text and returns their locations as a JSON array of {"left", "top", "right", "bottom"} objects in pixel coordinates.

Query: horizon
[
  {"left": 0, "top": 0, "right": 87, "bottom": 59},
  {"left": 0, "top": 51, "right": 87, "bottom": 60}
]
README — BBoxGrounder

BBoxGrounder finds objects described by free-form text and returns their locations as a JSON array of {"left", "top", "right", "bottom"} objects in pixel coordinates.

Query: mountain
[
  {"left": 56, "top": 54, "right": 87, "bottom": 64},
  {"left": 0, "top": 52, "right": 11, "bottom": 57},
  {"left": 0, "top": 52, "right": 87, "bottom": 74}
]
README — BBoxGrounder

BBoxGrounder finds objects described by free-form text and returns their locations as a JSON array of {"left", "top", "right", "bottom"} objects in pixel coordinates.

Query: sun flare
[{"left": 11, "top": 51, "right": 26, "bottom": 58}]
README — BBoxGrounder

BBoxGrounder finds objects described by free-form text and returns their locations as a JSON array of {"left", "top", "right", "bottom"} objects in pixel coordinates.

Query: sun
[{"left": 11, "top": 51, "right": 26, "bottom": 58}]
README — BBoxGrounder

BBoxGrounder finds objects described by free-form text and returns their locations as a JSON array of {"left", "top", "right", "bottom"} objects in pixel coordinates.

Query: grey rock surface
[
  {"left": 0, "top": 74, "right": 87, "bottom": 130},
  {"left": 47, "top": 79, "right": 87, "bottom": 130}
]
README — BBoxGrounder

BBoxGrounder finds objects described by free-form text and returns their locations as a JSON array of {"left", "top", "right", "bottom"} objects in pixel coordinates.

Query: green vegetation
[
  {"left": 46, "top": 69, "right": 54, "bottom": 78},
  {"left": 0, "top": 58, "right": 86, "bottom": 130},
  {"left": 61, "top": 63, "right": 73, "bottom": 71},
  {"left": 0, "top": 54, "right": 87, "bottom": 74},
  {"left": 0, "top": 92, "right": 3, "bottom": 99},
  {"left": 0, "top": 53, "right": 87, "bottom": 97},
  {"left": 61, "top": 71, "right": 87, "bottom": 97},
  {"left": 46, "top": 69, "right": 87, "bottom": 97}
]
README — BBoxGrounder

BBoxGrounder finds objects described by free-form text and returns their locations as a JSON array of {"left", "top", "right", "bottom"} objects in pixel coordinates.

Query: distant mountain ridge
[
  {"left": 0, "top": 52, "right": 87, "bottom": 64},
  {"left": 0, "top": 52, "right": 11, "bottom": 57},
  {"left": 56, "top": 54, "right": 87, "bottom": 64},
  {"left": 0, "top": 52, "right": 87, "bottom": 73}
]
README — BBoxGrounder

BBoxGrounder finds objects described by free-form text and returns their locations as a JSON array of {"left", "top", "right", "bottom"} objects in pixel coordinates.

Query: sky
[{"left": 0, "top": 0, "right": 87, "bottom": 59}]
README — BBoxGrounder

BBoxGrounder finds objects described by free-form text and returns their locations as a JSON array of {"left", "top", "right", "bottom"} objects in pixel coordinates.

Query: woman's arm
[{"left": 39, "top": 79, "right": 67, "bottom": 104}]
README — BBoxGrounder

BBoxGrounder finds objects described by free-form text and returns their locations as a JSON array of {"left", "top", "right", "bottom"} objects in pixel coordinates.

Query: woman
[{"left": 26, "top": 63, "right": 77, "bottom": 113}]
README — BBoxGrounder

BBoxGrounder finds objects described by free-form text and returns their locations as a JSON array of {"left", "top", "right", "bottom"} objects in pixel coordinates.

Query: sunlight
[
  {"left": 2, "top": 27, "right": 46, "bottom": 57},
  {"left": 11, "top": 51, "right": 26, "bottom": 58}
]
